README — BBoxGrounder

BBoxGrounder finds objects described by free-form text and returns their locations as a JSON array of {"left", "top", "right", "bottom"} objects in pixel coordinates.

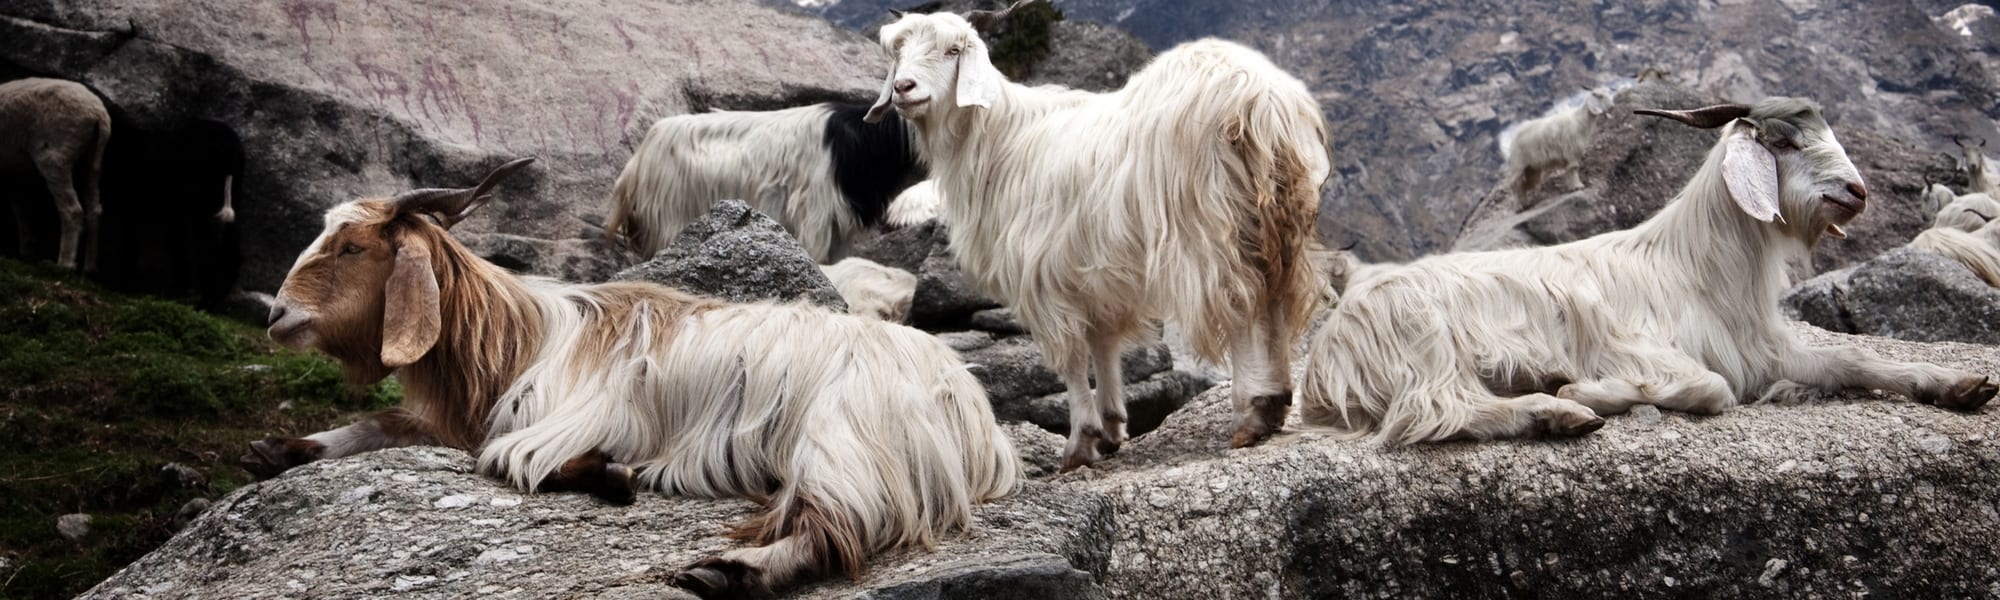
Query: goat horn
[
  {"left": 1632, "top": 104, "right": 1753, "bottom": 130},
  {"left": 393, "top": 157, "right": 537, "bottom": 229},
  {"left": 889, "top": 8, "right": 905, "bottom": 18},
  {"left": 965, "top": 0, "right": 1039, "bottom": 33}
]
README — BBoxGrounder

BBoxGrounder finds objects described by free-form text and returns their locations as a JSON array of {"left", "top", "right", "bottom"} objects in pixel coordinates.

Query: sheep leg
[
  {"left": 1088, "top": 332, "right": 1128, "bottom": 455},
  {"left": 1558, "top": 348, "right": 1736, "bottom": 416},
  {"left": 1447, "top": 393, "right": 1604, "bottom": 440},
  {"left": 35, "top": 162, "right": 83, "bottom": 270},
  {"left": 1781, "top": 344, "right": 1997, "bottom": 411},
  {"left": 239, "top": 408, "right": 438, "bottom": 478},
  {"left": 1227, "top": 316, "right": 1292, "bottom": 449},
  {"left": 534, "top": 449, "right": 638, "bottom": 505},
  {"left": 676, "top": 493, "right": 864, "bottom": 599}
]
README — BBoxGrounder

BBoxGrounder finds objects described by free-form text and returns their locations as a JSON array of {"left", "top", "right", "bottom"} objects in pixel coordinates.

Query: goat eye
[
  {"left": 945, "top": 47, "right": 961, "bottom": 57},
  {"left": 341, "top": 243, "right": 365, "bottom": 256},
  {"left": 1770, "top": 138, "right": 1798, "bottom": 151}
]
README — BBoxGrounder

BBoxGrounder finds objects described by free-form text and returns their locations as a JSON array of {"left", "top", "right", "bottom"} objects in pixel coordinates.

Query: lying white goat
[{"left": 1302, "top": 99, "right": 1996, "bottom": 444}]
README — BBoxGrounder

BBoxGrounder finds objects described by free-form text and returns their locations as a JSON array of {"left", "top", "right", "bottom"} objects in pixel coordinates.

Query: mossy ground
[{"left": 0, "top": 258, "right": 400, "bottom": 599}]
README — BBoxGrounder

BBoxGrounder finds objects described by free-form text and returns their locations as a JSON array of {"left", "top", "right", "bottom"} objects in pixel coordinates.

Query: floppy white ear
[
  {"left": 954, "top": 45, "right": 1002, "bottom": 109},
  {"left": 1722, "top": 128, "right": 1782, "bottom": 223},
  {"left": 864, "top": 62, "right": 899, "bottom": 124}
]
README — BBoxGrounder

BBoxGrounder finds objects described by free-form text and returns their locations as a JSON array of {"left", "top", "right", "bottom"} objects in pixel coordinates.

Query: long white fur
[
  {"left": 608, "top": 106, "right": 868, "bottom": 262},
  {"left": 1503, "top": 89, "right": 1614, "bottom": 199},
  {"left": 884, "top": 179, "right": 943, "bottom": 227},
  {"left": 1927, "top": 186, "right": 2000, "bottom": 232},
  {"left": 1302, "top": 99, "right": 1990, "bottom": 444},
  {"left": 1910, "top": 220, "right": 2000, "bottom": 287},
  {"left": 872, "top": 13, "right": 1330, "bottom": 465},
  {"left": 822, "top": 257, "right": 919, "bottom": 322}
]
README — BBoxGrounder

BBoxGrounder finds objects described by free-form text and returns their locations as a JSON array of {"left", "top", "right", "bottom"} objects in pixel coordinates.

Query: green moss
[
  {"left": 0, "top": 257, "right": 401, "bottom": 599},
  {"left": 986, "top": 1, "right": 1065, "bottom": 80}
]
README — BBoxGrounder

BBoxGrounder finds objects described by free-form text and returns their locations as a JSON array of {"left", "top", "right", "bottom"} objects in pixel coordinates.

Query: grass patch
[{"left": 0, "top": 257, "right": 400, "bottom": 599}]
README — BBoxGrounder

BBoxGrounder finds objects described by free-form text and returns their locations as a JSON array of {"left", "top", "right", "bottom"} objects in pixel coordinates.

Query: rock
[
  {"left": 970, "top": 308, "right": 1029, "bottom": 335},
  {"left": 171, "top": 498, "right": 211, "bottom": 532},
  {"left": 612, "top": 200, "right": 846, "bottom": 310},
  {"left": 82, "top": 445, "right": 1114, "bottom": 599},
  {"left": 852, "top": 220, "right": 1003, "bottom": 327},
  {"left": 1015, "top": 370, "right": 1209, "bottom": 438},
  {"left": 159, "top": 462, "right": 206, "bottom": 491},
  {"left": 1784, "top": 247, "right": 2000, "bottom": 344},
  {"left": 938, "top": 330, "right": 998, "bottom": 353},
  {"left": 459, "top": 232, "right": 628, "bottom": 284},
  {"left": 1024, "top": 20, "right": 1153, "bottom": 92},
  {"left": 89, "top": 324, "right": 2000, "bottom": 597},
  {"left": 0, "top": 0, "right": 886, "bottom": 292},
  {"left": 57, "top": 513, "right": 91, "bottom": 542},
  {"left": 963, "top": 334, "right": 1174, "bottom": 416}
]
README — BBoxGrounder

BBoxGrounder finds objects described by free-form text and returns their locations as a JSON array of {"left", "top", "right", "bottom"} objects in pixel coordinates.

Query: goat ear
[
  {"left": 380, "top": 235, "right": 441, "bottom": 369},
  {"left": 954, "top": 45, "right": 1002, "bottom": 109},
  {"left": 1722, "top": 126, "right": 1782, "bottom": 223},
  {"left": 865, "top": 62, "right": 899, "bottom": 124}
]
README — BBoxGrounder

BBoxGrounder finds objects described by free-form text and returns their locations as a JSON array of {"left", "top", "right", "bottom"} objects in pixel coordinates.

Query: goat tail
[{"left": 1233, "top": 85, "right": 1331, "bottom": 344}]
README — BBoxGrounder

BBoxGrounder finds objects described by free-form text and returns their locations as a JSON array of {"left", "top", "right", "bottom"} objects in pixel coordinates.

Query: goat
[
  {"left": 1910, "top": 219, "right": 2000, "bottom": 287},
  {"left": 246, "top": 158, "right": 1020, "bottom": 598},
  {"left": 1503, "top": 88, "right": 1616, "bottom": 204},
  {"left": 1957, "top": 136, "right": 2000, "bottom": 197},
  {"left": 1300, "top": 99, "right": 1996, "bottom": 444},
  {"left": 866, "top": 0, "right": 1331, "bottom": 469},
  {"left": 607, "top": 103, "right": 924, "bottom": 263},
  {"left": 1920, "top": 173, "right": 2000, "bottom": 232},
  {"left": 0, "top": 78, "right": 110, "bottom": 271},
  {"left": 823, "top": 257, "right": 918, "bottom": 322},
  {"left": 883, "top": 179, "right": 943, "bottom": 228}
]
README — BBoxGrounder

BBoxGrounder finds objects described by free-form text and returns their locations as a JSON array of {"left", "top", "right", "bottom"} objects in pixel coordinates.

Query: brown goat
[{"left": 245, "top": 158, "right": 1020, "bottom": 598}]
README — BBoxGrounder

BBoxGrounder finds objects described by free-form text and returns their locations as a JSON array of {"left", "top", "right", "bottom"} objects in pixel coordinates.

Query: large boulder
[
  {"left": 1784, "top": 247, "right": 2000, "bottom": 344},
  {"left": 612, "top": 200, "right": 846, "bottom": 310},
  {"left": 851, "top": 220, "right": 1001, "bottom": 327},
  {"left": 0, "top": 0, "right": 886, "bottom": 291},
  {"left": 86, "top": 324, "right": 2000, "bottom": 597}
]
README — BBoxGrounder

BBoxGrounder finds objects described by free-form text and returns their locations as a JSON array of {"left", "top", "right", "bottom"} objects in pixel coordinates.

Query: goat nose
[
  {"left": 1846, "top": 181, "right": 1868, "bottom": 202},
  {"left": 267, "top": 304, "right": 289, "bottom": 327},
  {"left": 894, "top": 79, "right": 917, "bottom": 94}
]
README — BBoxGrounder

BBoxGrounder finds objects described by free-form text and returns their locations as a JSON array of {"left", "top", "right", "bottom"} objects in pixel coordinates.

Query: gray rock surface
[
  {"left": 851, "top": 220, "right": 1001, "bottom": 327},
  {"left": 86, "top": 324, "right": 2000, "bottom": 598},
  {"left": 1785, "top": 247, "right": 2000, "bottom": 344},
  {"left": 56, "top": 513, "right": 91, "bottom": 542},
  {"left": 461, "top": 232, "right": 628, "bottom": 284},
  {"left": 612, "top": 200, "right": 846, "bottom": 310},
  {"left": 0, "top": 0, "right": 886, "bottom": 291},
  {"left": 1025, "top": 20, "right": 1154, "bottom": 92}
]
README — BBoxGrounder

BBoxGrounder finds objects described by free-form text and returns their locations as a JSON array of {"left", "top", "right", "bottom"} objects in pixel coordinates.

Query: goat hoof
[
  {"left": 239, "top": 437, "right": 322, "bottom": 479},
  {"left": 1933, "top": 376, "right": 1997, "bottom": 412},
  {"left": 1228, "top": 422, "right": 1275, "bottom": 449},
  {"left": 1058, "top": 446, "right": 1099, "bottom": 473},
  {"left": 1543, "top": 413, "right": 1605, "bottom": 438},
  {"left": 673, "top": 557, "right": 769, "bottom": 600},
  {"left": 595, "top": 463, "right": 638, "bottom": 506}
]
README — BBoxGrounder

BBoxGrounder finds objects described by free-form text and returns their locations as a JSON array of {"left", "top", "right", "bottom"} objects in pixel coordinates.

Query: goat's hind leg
[
  {"left": 675, "top": 492, "right": 865, "bottom": 600},
  {"left": 1447, "top": 393, "right": 1603, "bottom": 441},
  {"left": 1088, "top": 332, "right": 1128, "bottom": 456},
  {"left": 35, "top": 161, "right": 82, "bottom": 270},
  {"left": 1227, "top": 313, "right": 1293, "bottom": 449},
  {"left": 1558, "top": 349, "right": 1736, "bottom": 416},
  {"left": 534, "top": 449, "right": 638, "bottom": 505}
]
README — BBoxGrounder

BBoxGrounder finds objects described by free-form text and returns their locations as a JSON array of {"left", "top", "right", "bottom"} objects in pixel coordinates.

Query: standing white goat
[
  {"left": 1957, "top": 136, "right": 2000, "bottom": 197},
  {"left": 250, "top": 159, "right": 1019, "bottom": 597},
  {"left": 1503, "top": 88, "right": 1616, "bottom": 204},
  {"left": 866, "top": 0, "right": 1331, "bottom": 469},
  {"left": 0, "top": 78, "right": 110, "bottom": 271},
  {"left": 1302, "top": 99, "right": 1996, "bottom": 444},
  {"left": 607, "top": 103, "right": 924, "bottom": 262}
]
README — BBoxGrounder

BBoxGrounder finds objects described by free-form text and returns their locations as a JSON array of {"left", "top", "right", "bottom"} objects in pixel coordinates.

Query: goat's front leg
[
  {"left": 535, "top": 449, "right": 638, "bottom": 505},
  {"left": 1782, "top": 344, "right": 1996, "bottom": 411},
  {"left": 1056, "top": 346, "right": 1109, "bottom": 472},
  {"left": 240, "top": 407, "right": 439, "bottom": 478},
  {"left": 1088, "top": 332, "right": 1128, "bottom": 456}
]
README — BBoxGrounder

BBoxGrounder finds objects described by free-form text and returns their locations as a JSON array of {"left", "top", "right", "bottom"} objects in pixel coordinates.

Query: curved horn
[
  {"left": 965, "top": 0, "right": 1039, "bottom": 32},
  {"left": 1633, "top": 104, "right": 1753, "bottom": 129},
  {"left": 889, "top": 8, "right": 905, "bottom": 18},
  {"left": 393, "top": 157, "right": 537, "bottom": 229}
]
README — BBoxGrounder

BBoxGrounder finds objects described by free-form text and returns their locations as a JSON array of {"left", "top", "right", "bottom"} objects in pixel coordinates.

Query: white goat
[
  {"left": 1503, "top": 88, "right": 1615, "bottom": 203},
  {"left": 607, "top": 103, "right": 924, "bottom": 262},
  {"left": 252, "top": 159, "right": 1019, "bottom": 597},
  {"left": 1910, "top": 220, "right": 2000, "bottom": 287},
  {"left": 1957, "top": 136, "right": 2000, "bottom": 197},
  {"left": 866, "top": 1, "right": 1331, "bottom": 469},
  {"left": 1301, "top": 99, "right": 1996, "bottom": 444},
  {"left": 0, "top": 78, "right": 110, "bottom": 271},
  {"left": 1921, "top": 178, "right": 2000, "bottom": 232},
  {"left": 823, "top": 256, "right": 919, "bottom": 321}
]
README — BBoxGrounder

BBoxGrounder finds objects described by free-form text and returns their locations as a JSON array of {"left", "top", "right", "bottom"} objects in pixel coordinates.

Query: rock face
[
  {"left": 86, "top": 324, "right": 2000, "bottom": 598},
  {"left": 612, "top": 200, "right": 846, "bottom": 310},
  {"left": 0, "top": 0, "right": 887, "bottom": 291},
  {"left": 1785, "top": 247, "right": 2000, "bottom": 345}
]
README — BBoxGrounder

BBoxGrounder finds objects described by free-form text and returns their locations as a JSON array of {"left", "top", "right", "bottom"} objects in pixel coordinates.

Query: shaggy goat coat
[
  {"left": 871, "top": 10, "right": 1330, "bottom": 464},
  {"left": 1911, "top": 221, "right": 2000, "bottom": 287},
  {"left": 272, "top": 184, "right": 1017, "bottom": 592},
  {"left": 606, "top": 104, "right": 921, "bottom": 262}
]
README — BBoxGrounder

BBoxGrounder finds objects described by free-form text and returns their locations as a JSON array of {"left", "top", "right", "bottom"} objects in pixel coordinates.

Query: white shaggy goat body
[
  {"left": 1911, "top": 221, "right": 2000, "bottom": 287},
  {"left": 1503, "top": 89, "right": 1614, "bottom": 201},
  {"left": 822, "top": 257, "right": 918, "bottom": 321},
  {"left": 872, "top": 11, "right": 1330, "bottom": 466}
]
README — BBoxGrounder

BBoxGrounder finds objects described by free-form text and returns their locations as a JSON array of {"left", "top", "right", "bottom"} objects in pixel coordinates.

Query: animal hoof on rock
[
  {"left": 1228, "top": 422, "right": 1275, "bottom": 449},
  {"left": 595, "top": 463, "right": 638, "bottom": 506},
  {"left": 1542, "top": 413, "right": 1605, "bottom": 438},
  {"left": 673, "top": 557, "right": 770, "bottom": 600},
  {"left": 1931, "top": 376, "right": 1998, "bottom": 412},
  {"left": 238, "top": 437, "right": 321, "bottom": 479}
]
